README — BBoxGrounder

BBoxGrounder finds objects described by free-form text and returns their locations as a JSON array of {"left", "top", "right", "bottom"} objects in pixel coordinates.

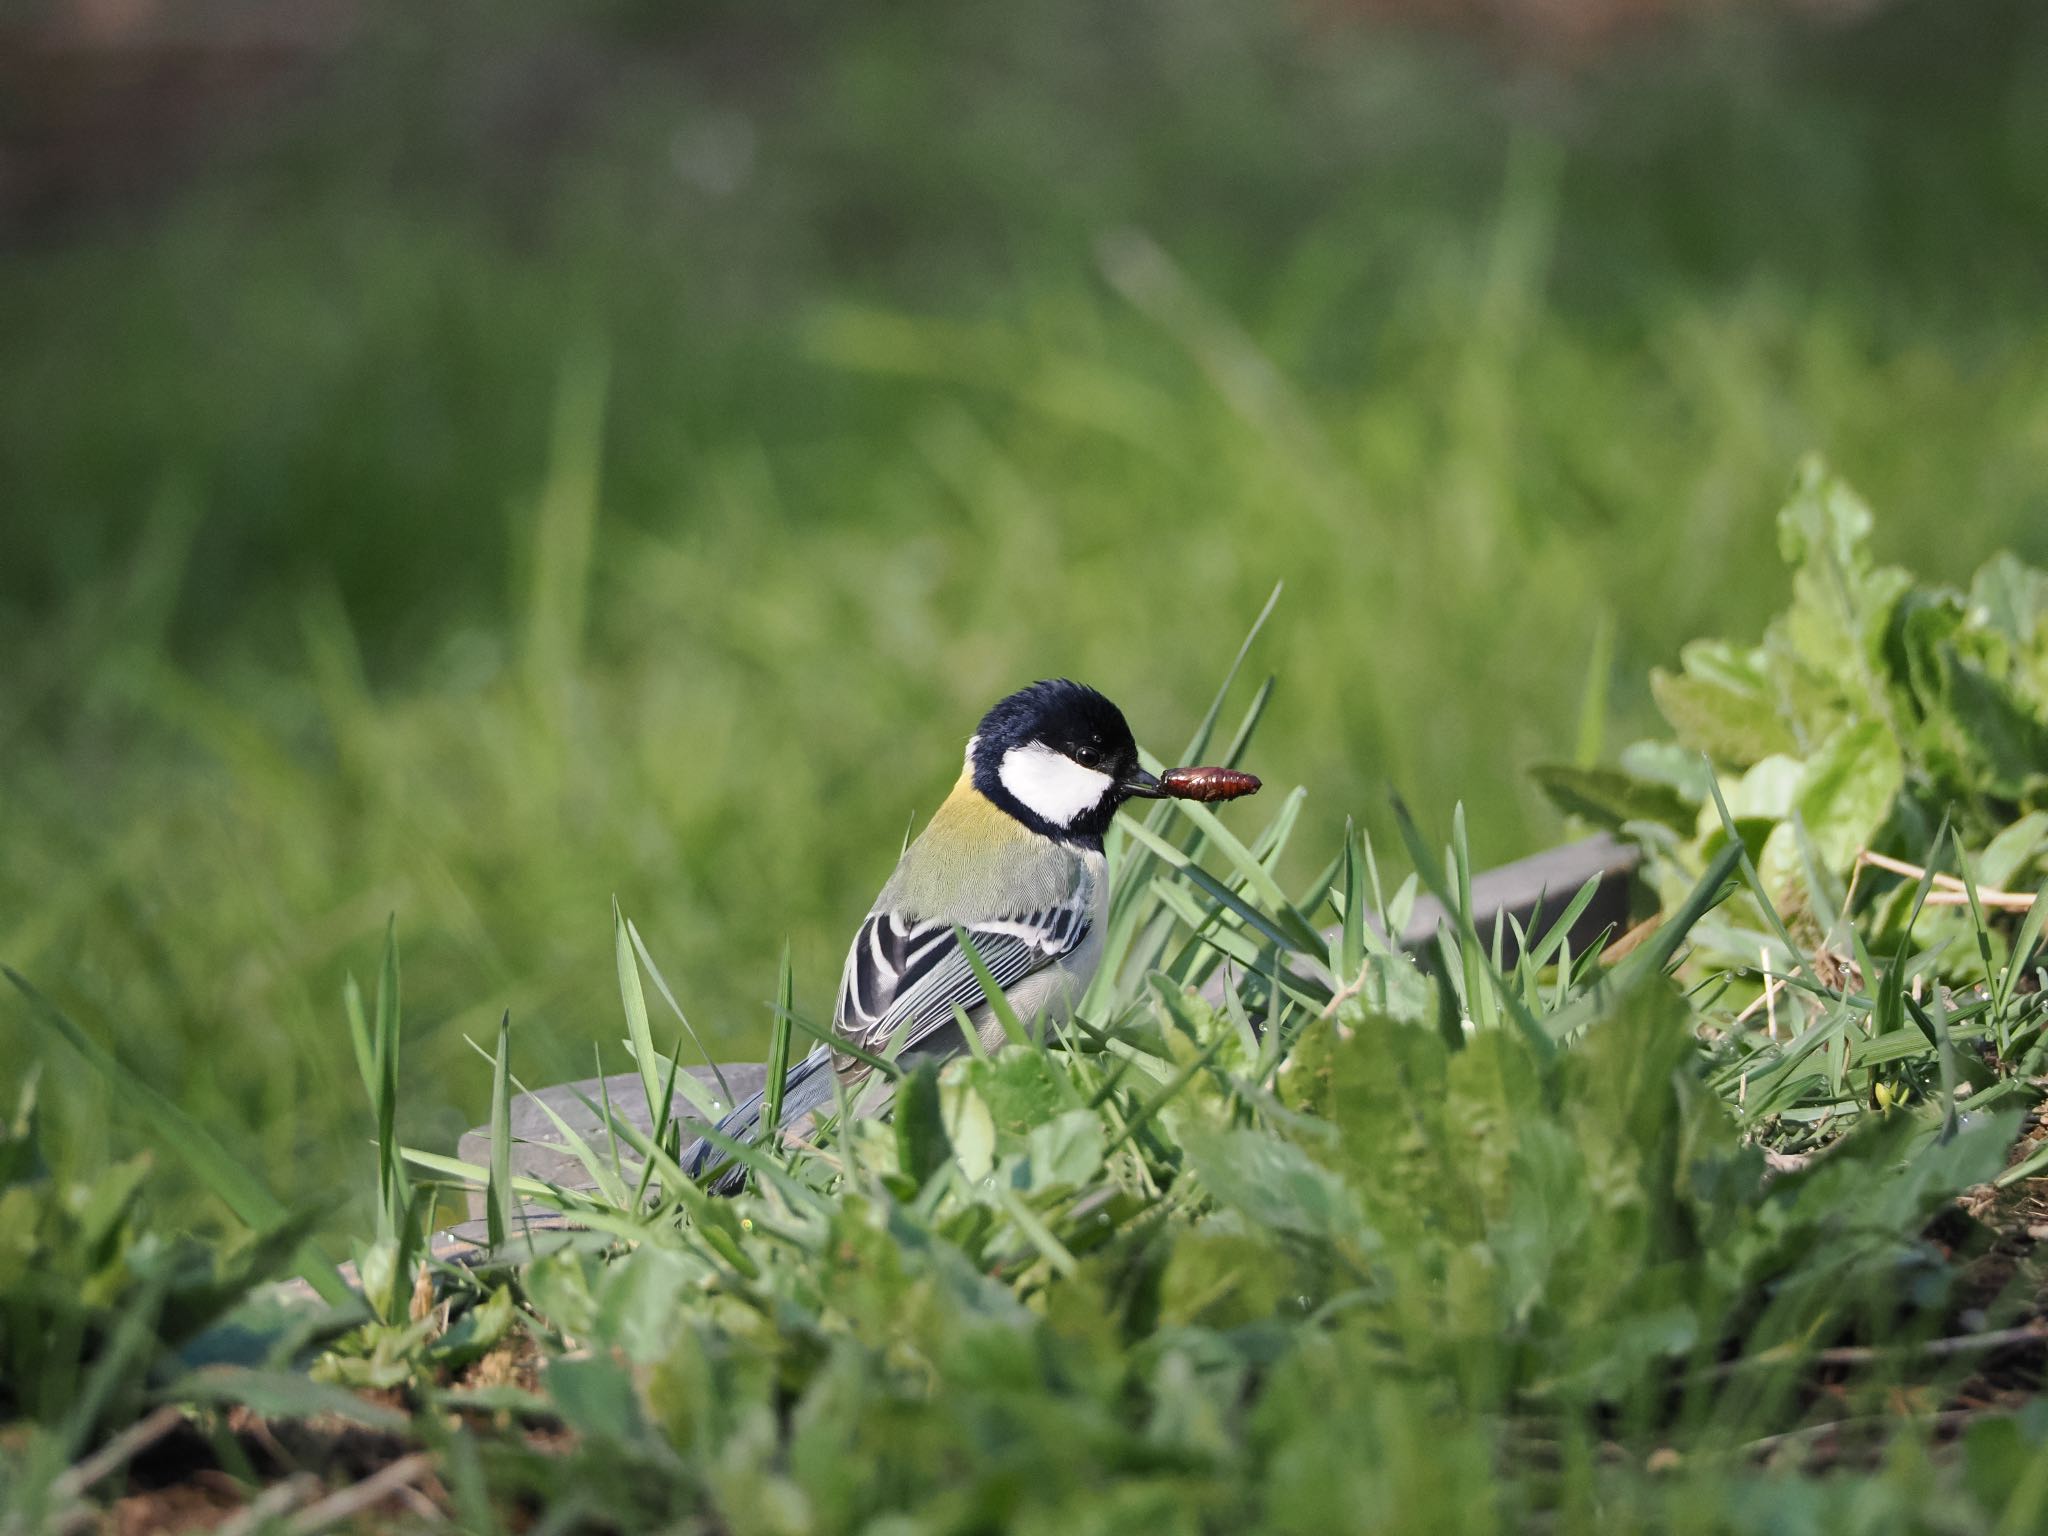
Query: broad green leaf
[
  {"left": 962, "top": 1050, "right": 1070, "bottom": 1143},
  {"left": 1022, "top": 1108, "right": 1104, "bottom": 1191},
  {"left": 1530, "top": 763, "right": 1695, "bottom": 833},
  {"left": 1775, "top": 458, "right": 1912, "bottom": 705},
  {"left": 894, "top": 1063, "right": 950, "bottom": 1189},
  {"left": 1618, "top": 739, "right": 1716, "bottom": 804},
  {"left": 1941, "top": 649, "right": 2048, "bottom": 800},
  {"left": 169, "top": 1366, "right": 407, "bottom": 1430},
  {"left": 1758, "top": 718, "right": 1905, "bottom": 900},
  {"left": 1797, "top": 719, "right": 1903, "bottom": 870},
  {"left": 1181, "top": 1128, "right": 1374, "bottom": 1250},
  {"left": 1978, "top": 811, "right": 2048, "bottom": 891},
  {"left": 943, "top": 1083, "right": 997, "bottom": 1184},
  {"left": 1650, "top": 668, "right": 1796, "bottom": 767},
  {"left": 1776, "top": 456, "right": 1876, "bottom": 573},
  {"left": 546, "top": 1355, "right": 651, "bottom": 1447},
  {"left": 1969, "top": 550, "right": 2048, "bottom": 650},
  {"left": 1157, "top": 1228, "right": 1294, "bottom": 1329}
]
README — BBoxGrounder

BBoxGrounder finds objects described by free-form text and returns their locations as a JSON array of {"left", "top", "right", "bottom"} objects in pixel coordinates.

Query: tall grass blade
[
  {"left": 626, "top": 919, "right": 733, "bottom": 1113},
  {"left": 773, "top": 999, "right": 896, "bottom": 1076},
  {"left": 343, "top": 973, "right": 375, "bottom": 1113},
  {"left": 1217, "top": 675, "right": 1277, "bottom": 770},
  {"left": 1573, "top": 610, "right": 1614, "bottom": 768},
  {"left": 1541, "top": 839, "right": 1744, "bottom": 1042},
  {"left": 371, "top": 917, "right": 402, "bottom": 1242},
  {"left": 1103, "top": 1029, "right": 1230, "bottom": 1156},
  {"left": 1520, "top": 874, "right": 1603, "bottom": 974},
  {"left": 613, "top": 898, "right": 667, "bottom": 1145},
  {"left": 4, "top": 967, "right": 352, "bottom": 1307},
  {"left": 762, "top": 942, "right": 796, "bottom": 1147},
  {"left": 1179, "top": 581, "right": 1281, "bottom": 765},
  {"left": 1338, "top": 821, "right": 1365, "bottom": 982},
  {"left": 487, "top": 1011, "right": 514, "bottom": 1249},
  {"left": 1388, "top": 798, "right": 1551, "bottom": 1064},
  {"left": 2000, "top": 879, "right": 2048, "bottom": 1020},
  {"left": 455, "top": 1051, "right": 629, "bottom": 1209},
  {"left": 954, "top": 925, "right": 1029, "bottom": 1048}
]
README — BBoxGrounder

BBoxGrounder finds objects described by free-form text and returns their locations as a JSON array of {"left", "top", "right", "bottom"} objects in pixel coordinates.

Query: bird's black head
[{"left": 968, "top": 679, "right": 1164, "bottom": 846}]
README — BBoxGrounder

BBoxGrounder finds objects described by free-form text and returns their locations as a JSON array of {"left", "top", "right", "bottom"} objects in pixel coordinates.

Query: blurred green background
[{"left": 4, "top": 0, "right": 2047, "bottom": 1238}]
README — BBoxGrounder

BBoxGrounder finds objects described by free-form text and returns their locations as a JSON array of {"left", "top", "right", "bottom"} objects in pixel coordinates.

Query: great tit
[{"left": 686, "top": 679, "right": 1167, "bottom": 1190}]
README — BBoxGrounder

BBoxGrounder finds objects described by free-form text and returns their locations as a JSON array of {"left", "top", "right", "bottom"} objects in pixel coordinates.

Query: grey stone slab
[
  {"left": 457, "top": 1061, "right": 766, "bottom": 1220},
  {"left": 456, "top": 833, "right": 1641, "bottom": 1219},
  {"left": 1396, "top": 830, "right": 1640, "bottom": 964}
]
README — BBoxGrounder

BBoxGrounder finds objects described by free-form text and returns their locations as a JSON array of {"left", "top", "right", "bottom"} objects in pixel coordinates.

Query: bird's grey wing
[{"left": 836, "top": 883, "right": 1095, "bottom": 1062}]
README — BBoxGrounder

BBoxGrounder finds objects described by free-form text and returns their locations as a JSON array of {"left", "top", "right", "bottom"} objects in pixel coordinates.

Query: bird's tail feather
[{"left": 684, "top": 1043, "right": 837, "bottom": 1194}]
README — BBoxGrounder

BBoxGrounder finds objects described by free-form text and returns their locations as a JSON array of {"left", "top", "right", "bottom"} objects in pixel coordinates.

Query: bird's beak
[{"left": 1120, "top": 768, "right": 1167, "bottom": 799}]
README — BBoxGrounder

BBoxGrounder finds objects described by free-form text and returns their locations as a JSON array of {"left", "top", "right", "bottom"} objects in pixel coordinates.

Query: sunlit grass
[
  {"left": 6, "top": 29, "right": 2048, "bottom": 1529},
  {"left": 10, "top": 223, "right": 2048, "bottom": 1231},
  {"left": 8, "top": 563, "right": 2048, "bottom": 1528},
  {"left": 20, "top": 685, "right": 2046, "bottom": 1528}
]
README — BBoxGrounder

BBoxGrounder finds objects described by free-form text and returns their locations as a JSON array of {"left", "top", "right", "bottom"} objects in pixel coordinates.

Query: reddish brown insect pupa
[{"left": 1159, "top": 766, "right": 1262, "bottom": 803}]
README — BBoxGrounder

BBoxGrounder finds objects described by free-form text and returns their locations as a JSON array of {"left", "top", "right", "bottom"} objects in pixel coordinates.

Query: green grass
[
  {"left": 8, "top": 0, "right": 2048, "bottom": 1235},
  {"left": 5, "top": 628, "right": 2046, "bottom": 1530},
  {"left": 6, "top": 5, "right": 2048, "bottom": 1519}
]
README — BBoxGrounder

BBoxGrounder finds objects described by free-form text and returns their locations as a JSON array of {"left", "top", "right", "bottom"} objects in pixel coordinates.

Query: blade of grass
[
  {"left": 1249, "top": 783, "right": 1307, "bottom": 872},
  {"left": 1541, "top": 839, "right": 1745, "bottom": 1042},
  {"left": 1103, "top": 1029, "right": 1230, "bottom": 1157},
  {"left": 1106, "top": 598, "right": 1279, "bottom": 950},
  {"left": 1904, "top": 989, "right": 1960, "bottom": 1142},
  {"left": 773, "top": 1000, "right": 898, "bottom": 1077},
  {"left": 1521, "top": 874, "right": 1604, "bottom": 974},
  {"left": 1953, "top": 831, "right": 2003, "bottom": 1053},
  {"left": 1163, "top": 800, "right": 1324, "bottom": 952},
  {"left": 626, "top": 919, "right": 733, "bottom": 1114},
  {"left": 668, "top": 1118, "right": 827, "bottom": 1224},
  {"left": 370, "top": 918, "right": 402, "bottom": 1243},
  {"left": 1121, "top": 819, "right": 1316, "bottom": 957},
  {"left": 994, "top": 1187, "right": 1079, "bottom": 1278},
  {"left": 613, "top": 898, "right": 667, "bottom": 1140},
  {"left": 1216, "top": 675, "right": 1277, "bottom": 771},
  {"left": 399, "top": 1148, "right": 607, "bottom": 1214},
  {"left": 762, "top": 942, "right": 796, "bottom": 1143},
  {"left": 486, "top": 1011, "right": 513, "bottom": 1249},
  {"left": 634, "top": 1040, "right": 690, "bottom": 1207},
  {"left": 1339, "top": 820, "right": 1366, "bottom": 982},
  {"left": 448, "top": 1045, "right": 630, "bottom": 1209},
  {"left": 5, "top": 967, "right": 352, "bottom": 1308},
  {"left": 343, "top": 974, "right": 375, "bottom": 1117},
  {"left": 1179, "top": 581, "right": 1281, "bottom": 765},
  {"left": 954, "top": 925, "right": 1030, "bottom": 1049},
  {"left": 1996, "top": 879, "right": 2048, "bottom": 1020},
  {"left": 1389, "top": 798, "right": 1551, "bottom": 1064}
]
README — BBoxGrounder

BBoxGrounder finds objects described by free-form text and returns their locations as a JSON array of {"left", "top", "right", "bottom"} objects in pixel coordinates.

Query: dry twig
[
  {"left": 286, "top": 1452, "right": 440, "bottom": 1534},
  {"left": 46, "top": 1405, "right": 185, "bottom": 1504},
  {"left": 1852, "top": 850, "right": 2037, "bottom": 912}
]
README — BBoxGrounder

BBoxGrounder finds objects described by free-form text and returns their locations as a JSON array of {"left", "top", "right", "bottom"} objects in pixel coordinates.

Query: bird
[{"left": 685, "top": 679, "right": 1169, "bottom": 1192}]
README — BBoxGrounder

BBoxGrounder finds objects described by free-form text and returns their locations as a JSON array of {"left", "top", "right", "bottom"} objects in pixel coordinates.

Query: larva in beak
[{"left": 1159, "top": 766, "right": 1262, "bottom": 803}]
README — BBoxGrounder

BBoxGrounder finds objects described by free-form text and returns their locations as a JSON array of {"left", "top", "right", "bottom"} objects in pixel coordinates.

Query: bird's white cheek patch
[{"left": 999, "top": 742, "right": 1114, "bottom": 828}]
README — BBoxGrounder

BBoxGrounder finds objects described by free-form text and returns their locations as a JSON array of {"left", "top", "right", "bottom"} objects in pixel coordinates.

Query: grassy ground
[
  {"left": 4, "top": 0, "right": 2048, "bottom": 1251},
  {"left": 7, "top": 4, "right": 2048, "bottom": 1524},
  {"left": 5, "top": 524, "right": 2047, "bottom": 1528}
]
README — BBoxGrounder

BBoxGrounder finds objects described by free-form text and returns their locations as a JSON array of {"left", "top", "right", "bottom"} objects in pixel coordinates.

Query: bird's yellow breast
[
  {"left": 877, "top": 772, "right": 1085, "bottom": 921},
  {"left": 925, "top": 771, "right": 1035, "bottom": 850}
]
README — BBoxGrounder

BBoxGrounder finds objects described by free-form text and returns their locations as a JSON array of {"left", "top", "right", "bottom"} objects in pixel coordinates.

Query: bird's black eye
[{"left": 1072, "top": 743, "right": 1102, "bottom": 768}]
